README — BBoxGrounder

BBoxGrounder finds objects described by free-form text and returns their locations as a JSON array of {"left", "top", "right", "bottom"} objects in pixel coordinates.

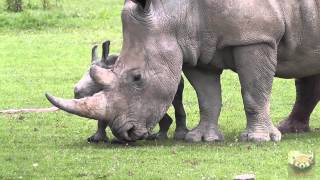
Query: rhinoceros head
[
  {"left": 74, "top": 41, "right": 118, "bottom": 99},
  {"left": 46, "top": 0, "right": 184, "bottom": 141}
]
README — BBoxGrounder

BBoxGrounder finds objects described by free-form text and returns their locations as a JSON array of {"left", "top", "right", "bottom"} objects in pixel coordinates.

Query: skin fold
[
  {"left": 73, "top": 41, "right": 188, "bottom": 142},
  {"left": 47, "top": 0, "right": 320, "bottom": 142}
]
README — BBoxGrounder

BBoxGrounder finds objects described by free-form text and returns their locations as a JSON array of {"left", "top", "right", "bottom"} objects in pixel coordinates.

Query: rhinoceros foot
[
  {"left": 87, "top": 132, "right": 109, "bottom": 143},
  {"left": 277, "top": 118, "right": 310, "bottom": 134},
  {"left": 146, "top": 132, "right": 168, "bottom": 141},
  {"left": 173, "top": 128, "right": 189, "bottom": 140},
  {"left": 185, "top": 124, "right": 224, "bottom": 142},
  {"left": 240, "top": 126, "right": 281, "bottom": 142}
]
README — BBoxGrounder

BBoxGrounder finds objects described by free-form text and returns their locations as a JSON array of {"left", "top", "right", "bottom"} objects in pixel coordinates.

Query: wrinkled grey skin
[
  {"left": 74, "top": 41, "right": 188, "bottom": 142},
  {"left": 47, "top": 0, "right": 320, "bottom": 142}
]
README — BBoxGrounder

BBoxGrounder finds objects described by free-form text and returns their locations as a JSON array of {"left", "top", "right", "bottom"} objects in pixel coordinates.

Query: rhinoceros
[
  {"left": 73, "top": 41, "right": 117, "bottom": 143},
  {"left": 73, "top": 41, "right": 188, "bottom": 142},
  {"left": 46, "top": 0, "right": 320, "bottom": 142}
]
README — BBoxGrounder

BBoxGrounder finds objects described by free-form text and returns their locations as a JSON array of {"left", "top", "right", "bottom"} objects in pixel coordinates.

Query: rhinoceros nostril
[{"left": 127, "top": 126, "right": 136, "bottom": 140}]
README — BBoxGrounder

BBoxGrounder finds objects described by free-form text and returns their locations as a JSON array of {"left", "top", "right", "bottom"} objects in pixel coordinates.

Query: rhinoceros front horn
[{"left": 45, "top": 92, "right": 108, "bottom": 120}]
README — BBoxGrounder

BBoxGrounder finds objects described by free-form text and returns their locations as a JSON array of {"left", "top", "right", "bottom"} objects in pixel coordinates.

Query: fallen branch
[{"left": 0, "top": 107, "right": 59, "bottom": 114}]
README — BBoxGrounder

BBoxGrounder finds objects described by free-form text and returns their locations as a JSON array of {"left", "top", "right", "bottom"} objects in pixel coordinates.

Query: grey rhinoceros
[
  {"left": 74, "top": 41, "right": 188, "bottom": 142},
  {"left": 46, "top": 0, "right": 320, "bottom": 142}
]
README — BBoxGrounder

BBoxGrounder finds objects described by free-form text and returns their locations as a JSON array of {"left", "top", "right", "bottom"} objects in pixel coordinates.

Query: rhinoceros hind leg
[
  {"left": 172, "top": 77, "right": 189, "bottom": 140},
  {"left": 174, "top": 128, "right": 189, "bottom": 140},
  {"left": 278, "top": 75, "right": 320, "bottom": 133},
  {"left": 240, "top": 126, "right": 281, "bottom": 142},
  {"left": 147, "top": 114, "right": 172, "bottom": 140},
  {"left": 235, "top": 44, "right": 281, "bottom": 142},
  {"left": 146, "top": 133, "right": 168, "bottom": 140},
  {"left": 87, "top": 120, "right": 109, "bottom": 143},
  {"left": 277, "top": 118, "right": 310, "bottom": 133}
]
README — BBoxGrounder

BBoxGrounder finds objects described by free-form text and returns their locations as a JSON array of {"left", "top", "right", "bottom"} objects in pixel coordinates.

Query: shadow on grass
[
  {"left": 63, "top": 133, "right": 320, "bottom": 150},
  {"left": 65, "top": 139, "right": 226, "bottom": 149},
  {"left": 60, "top": 130, "right": 320, "bottom": 152},
  {"left": 282, "top": 131, "right": 320, "bottom": 141}
]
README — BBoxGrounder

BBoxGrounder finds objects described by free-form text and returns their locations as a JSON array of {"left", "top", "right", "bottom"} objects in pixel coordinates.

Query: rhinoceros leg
[
  {"left": 278, "top": 74, "right": 320, "bottom": 133},
  {"left": 147, "top": 114, "right": 173, "bottom": 140},
  {"left": 234, "top": 44, "right": 281, "bottom": 142},
  {"left": 172, "top": 77, "right": 189, "bottom": 140},
  {"left": 183, "top": 66, "right": 224, "bottom": 142},
  {"left": 147, "top": 77, "right": 188, "bottom": 140},
  {"left": 87, "top": 120, "right": 109, "bottom": 143}
]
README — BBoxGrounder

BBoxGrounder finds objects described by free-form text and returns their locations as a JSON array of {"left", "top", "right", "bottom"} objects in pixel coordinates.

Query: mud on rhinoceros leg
[
  {"left": 183, "top": 66, "right": 224, "bottom": 143},
  {"left": 234, "top": 44, "right": 281, "bottom": 142},
  {"left": 87, "top": 120, "right": 109, "bottom": 143},
  {"left": 278, "top": 74, "right": 320, "bottom": 133}
]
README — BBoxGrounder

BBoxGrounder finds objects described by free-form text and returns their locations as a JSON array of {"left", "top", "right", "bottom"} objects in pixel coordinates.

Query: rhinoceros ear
[
  {"left": 102, "top": 40, "right": 110, "bottom": 61},
  {"left": 132, "top": 0, "right": 150, "bottom": 9},
  {"left": 91, "top": 45, "right": 98, "bottom": 62}
]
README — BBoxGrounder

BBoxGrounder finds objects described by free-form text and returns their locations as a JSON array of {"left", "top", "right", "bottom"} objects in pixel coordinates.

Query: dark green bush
[
  {"left": 6, "top": 0, "right": 23, "bottom": 12},
  {"left": 42, "top": 0, "right": 51, "bottom": 10}
]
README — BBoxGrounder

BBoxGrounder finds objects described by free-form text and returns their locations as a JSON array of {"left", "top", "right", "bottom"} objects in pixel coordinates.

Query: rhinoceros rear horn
[
  {"left": 92, "top": 45, "right": 98, "bottom": 62},
  {"left": 89, "top": 65, "right": 116, "bottom": 87},
  {"left": 45, "top": 92, "right": 108, "bottom": 120},
  {"left": 102, "top": 40, "right": 110, "bottom": 61}
]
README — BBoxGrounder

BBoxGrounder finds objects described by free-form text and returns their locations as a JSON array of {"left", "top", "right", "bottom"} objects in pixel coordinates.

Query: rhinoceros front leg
[
  {"left": 183, "top": 66, "right": 224, "bottom": 142},
  {"left": 172, "top": 77, "right": 189, "bottom": 140},
  {"left": 278, "top": 75, "right": 320, "bottom": 133},
  {"left": 87, "top": 120, "right": 109, "bottom": 143},
  {"left": 234, "top": 44, "right": 281, "bottom": 142}
]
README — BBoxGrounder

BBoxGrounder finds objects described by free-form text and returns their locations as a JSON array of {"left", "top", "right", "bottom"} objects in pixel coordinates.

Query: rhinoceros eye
[
  {"left": 131, "top": 75, "right": 144, "bottom": 89},
  {"left": 131, "top": 73, "right": 143, "bottom": 85},
  {"left": 132, "top": 0, "right": 150, "bottom": 11},
  {"left": 126, "top": 69, "right": 144, "bottom": 87},
  {"left": 133, "top": 74, "right": 141, "bottom": 82}
]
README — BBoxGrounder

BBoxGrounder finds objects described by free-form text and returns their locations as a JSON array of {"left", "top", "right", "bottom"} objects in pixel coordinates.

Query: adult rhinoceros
[{"left": 46, "top": 0, "right": 320, "bottom": 142}]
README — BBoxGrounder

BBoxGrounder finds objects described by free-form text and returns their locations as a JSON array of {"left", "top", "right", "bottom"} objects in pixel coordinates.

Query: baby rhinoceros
[{"left": 73, "top": 41, "right": 188, "bottom": 143}]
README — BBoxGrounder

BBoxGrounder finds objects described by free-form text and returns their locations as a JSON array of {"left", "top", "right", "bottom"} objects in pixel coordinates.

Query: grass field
[{"left": 0, "top": 0, "right": 319, "bottom": 179}]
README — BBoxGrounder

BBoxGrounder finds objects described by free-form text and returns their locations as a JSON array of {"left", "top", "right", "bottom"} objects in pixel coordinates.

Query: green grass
[{"left": 0, "top": 0, "right": 319, "bottom": 179}]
